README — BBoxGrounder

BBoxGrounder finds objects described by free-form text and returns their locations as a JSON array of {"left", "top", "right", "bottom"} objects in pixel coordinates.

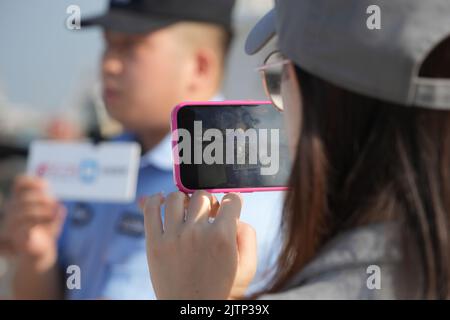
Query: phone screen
[{"left": 174, "top": 103, "right": 290, "bottom": 190}]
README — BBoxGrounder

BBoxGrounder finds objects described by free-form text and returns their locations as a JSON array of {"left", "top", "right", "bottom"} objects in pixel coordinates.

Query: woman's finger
[
  {"left": 214, "top": 193, "right": 243, "bottom": 228},
  {"left": 236, "top": 221, "right": 258, "bottom": 279},
  {"left": 164, "top": 192, "right": 188, "bottom": 233},
  {"left": 186, "top": 190, "right": 215, "bottom": 223},
  {"left": 142, "top": 193, "right": 165, "bottom": 243}
]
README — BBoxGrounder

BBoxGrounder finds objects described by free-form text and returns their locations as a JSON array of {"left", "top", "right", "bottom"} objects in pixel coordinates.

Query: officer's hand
[
  {"left": 4, "top": 176, "right": 66, "bottom": 265},
  {"left": 141, "top": 191, "right": 257, "bottom": 300}
]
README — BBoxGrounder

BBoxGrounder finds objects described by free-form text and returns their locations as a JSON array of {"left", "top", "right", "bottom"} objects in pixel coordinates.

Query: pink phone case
[{"left": 171, "top": 100, "right": 289, "bottom": 194}]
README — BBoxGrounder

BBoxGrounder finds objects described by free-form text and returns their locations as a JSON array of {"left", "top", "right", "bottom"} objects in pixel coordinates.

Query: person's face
[
  {"left": 280, "top": 63, "right": 302, "bottom": 158},
  {"left": 259, "top": 52, "right": 302, "bottom": 159},
  {"left": 101, "top": 28, "right": 192, "bottom": 133}
]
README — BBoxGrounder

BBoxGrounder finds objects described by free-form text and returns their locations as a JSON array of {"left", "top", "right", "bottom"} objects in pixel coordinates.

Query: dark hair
[{"left": 264, "top": 36, "right": 450, "bottom": 299}]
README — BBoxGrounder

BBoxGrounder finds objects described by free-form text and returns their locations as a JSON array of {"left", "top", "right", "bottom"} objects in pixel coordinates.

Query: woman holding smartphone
[{"left": 141, "top": 0, "right": 450, "bottom": 299}]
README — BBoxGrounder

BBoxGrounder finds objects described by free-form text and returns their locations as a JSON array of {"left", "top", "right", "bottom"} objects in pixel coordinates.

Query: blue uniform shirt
[{"left": 58, "top": 133, "right": 283, "bottom": 299}]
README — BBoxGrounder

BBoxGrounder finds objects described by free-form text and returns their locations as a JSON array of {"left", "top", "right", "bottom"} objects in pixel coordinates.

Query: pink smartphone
[{"left": 171, "top": 100, "right": 290, "bottom": 193}]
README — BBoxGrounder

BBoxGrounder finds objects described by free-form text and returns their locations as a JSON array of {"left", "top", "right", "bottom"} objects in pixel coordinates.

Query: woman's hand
[{"left": 141, "top": 191, "right": 257, "bottom": 300}]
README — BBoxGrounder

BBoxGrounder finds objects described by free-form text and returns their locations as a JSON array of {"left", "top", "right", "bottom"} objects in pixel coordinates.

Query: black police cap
[{"left": 82, "top": 0, "right": 236, "bottom": 34}]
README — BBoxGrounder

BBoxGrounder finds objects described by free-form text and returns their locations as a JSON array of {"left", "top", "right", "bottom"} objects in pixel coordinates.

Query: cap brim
[
  {"left": 81, "top": 9, "right": 178, "bottom": 34},
  {"left": 245, "top": 9, "right": 276, "bottom": 55}
]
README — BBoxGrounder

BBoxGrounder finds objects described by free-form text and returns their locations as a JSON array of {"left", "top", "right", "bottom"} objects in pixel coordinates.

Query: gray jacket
[{"left": 259, "top": 222, "right": 420, "bottom": 299}]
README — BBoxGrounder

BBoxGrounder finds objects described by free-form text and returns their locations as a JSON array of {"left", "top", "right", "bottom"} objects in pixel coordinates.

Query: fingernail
[{"left": 139, "top": 193, "right": 165, "bottom": 212}]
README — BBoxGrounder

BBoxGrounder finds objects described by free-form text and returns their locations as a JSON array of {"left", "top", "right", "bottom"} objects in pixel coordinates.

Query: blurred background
[{"left": 0, "top": 0, "right": 276, "bottom": 298}]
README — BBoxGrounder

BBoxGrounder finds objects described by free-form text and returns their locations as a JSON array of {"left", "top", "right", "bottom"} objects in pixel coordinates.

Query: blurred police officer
[{"left": 4, "top": 0, "right": 282, "bottom": 299}]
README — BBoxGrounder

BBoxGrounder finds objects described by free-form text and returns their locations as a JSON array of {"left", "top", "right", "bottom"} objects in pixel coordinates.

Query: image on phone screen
[{"left": 174, "top": 103, "right": 290, "bottom": 191}]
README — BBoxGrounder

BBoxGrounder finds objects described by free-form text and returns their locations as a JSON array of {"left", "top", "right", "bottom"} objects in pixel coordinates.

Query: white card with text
[{"left": 27, "top": 141, "right": 141, "bottom": 203}]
